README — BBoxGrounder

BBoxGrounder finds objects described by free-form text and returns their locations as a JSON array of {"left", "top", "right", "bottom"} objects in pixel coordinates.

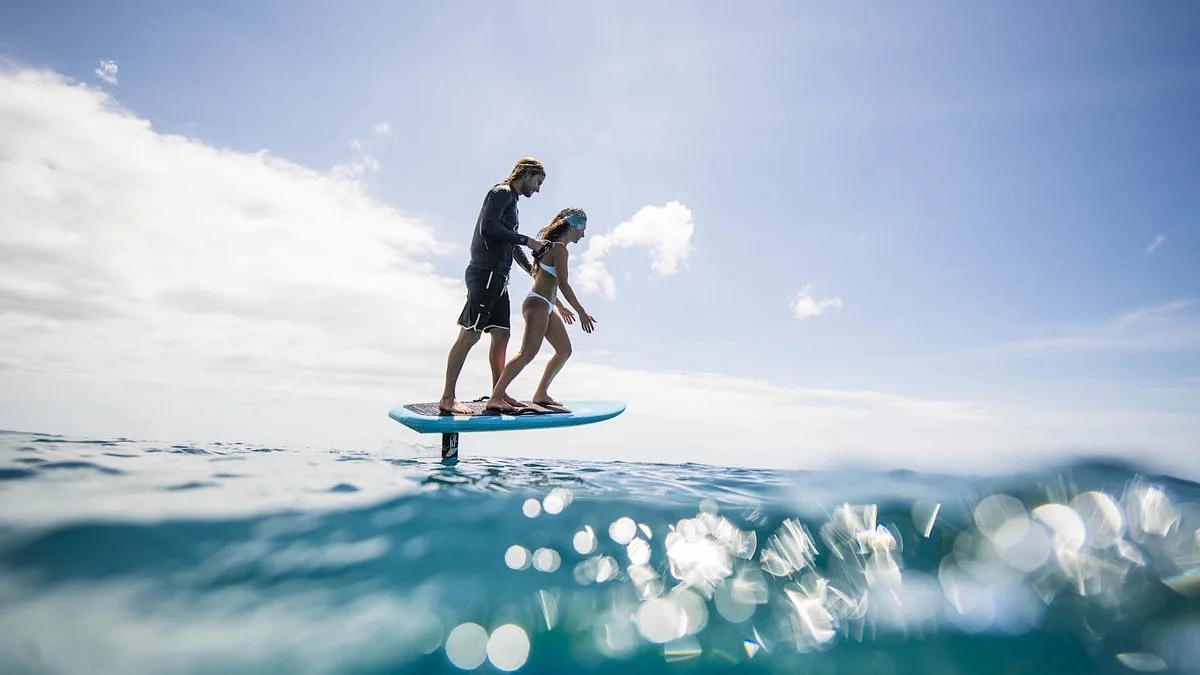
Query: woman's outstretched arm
[{"left": 555, "top": 249, "right": 595, "bottom": 333}]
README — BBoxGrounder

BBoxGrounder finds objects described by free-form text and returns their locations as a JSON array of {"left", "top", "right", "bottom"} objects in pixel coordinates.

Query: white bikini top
[{"left": 535, "top": 242, "right": 564, "bottom": 278}]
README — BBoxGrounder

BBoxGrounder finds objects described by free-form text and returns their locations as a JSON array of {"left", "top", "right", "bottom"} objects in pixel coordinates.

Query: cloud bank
[
  {"left": 1, "top": 66, "right": 1194, "bottom": 475},
  {"left": 0, "top": 67, "right": 454, "bottom": 402}
]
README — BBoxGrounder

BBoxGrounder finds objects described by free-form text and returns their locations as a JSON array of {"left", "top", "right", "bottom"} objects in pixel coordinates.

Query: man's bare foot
[
  {"left": 438, "top": 397, "right": 474, "bottom": 415},
  {"left": 502, "top": 394, "right": 527, "bottom": 408},
  {"left": 532, "top": 394, "right": 561, "bottom": 406}
]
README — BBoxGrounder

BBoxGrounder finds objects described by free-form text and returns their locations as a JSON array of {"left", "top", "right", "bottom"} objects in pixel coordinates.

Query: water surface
[{"left": 1, "top": 431, "right": 1198, "bottom": 674}]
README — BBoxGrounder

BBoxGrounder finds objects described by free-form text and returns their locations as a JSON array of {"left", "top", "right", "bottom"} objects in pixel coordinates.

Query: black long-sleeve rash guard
[{"left": 468, "top": 183, "right": 527, "bottom": 273}]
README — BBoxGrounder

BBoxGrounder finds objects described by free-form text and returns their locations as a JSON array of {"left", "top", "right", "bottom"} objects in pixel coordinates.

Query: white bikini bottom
[{"left": 525, "top": 291, "right": 555, "bottom": 315}]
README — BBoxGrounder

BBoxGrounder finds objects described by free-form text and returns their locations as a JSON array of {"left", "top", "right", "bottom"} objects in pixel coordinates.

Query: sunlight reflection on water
[
  {"left": 482, "top": 476, "right": 1200, "bottom": 671},
  {"left": 1, "top": 433, "right": 1198, "bottom": 673}
]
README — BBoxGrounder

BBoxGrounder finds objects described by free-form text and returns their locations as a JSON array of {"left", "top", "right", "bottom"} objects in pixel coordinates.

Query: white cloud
[
  {"left": 446, "top": 362, "right": 1200, "bottom": 477},
  {"left": 1, "top": 66, "right": 1196, "bottom": 477},
  {"left": 992, "top": 300, "right": 1199, "bottom": 356},
  {"left": 1111, "top": 299, "right": 1193, "bottom": 328},
  {"left": 94, "top": 59, "right": 118, "bottom": 85},
  {"left": 1146, "top": 234, "right": 1166, "bottom": 253},
  {"left": 372, "top": 121, "right": 390, "bottom": 136},
  {"left": 575, "top": 201, "right": 694, "bottom": 300},
  {"left": 790, "top": 284, "right": 843, "bottom": 320},
  {"left": 0, "top": 67, "right": 452, "bottom": 402},
  {"left": 331, "top": 139, "right": 381, "bottom": 180}
]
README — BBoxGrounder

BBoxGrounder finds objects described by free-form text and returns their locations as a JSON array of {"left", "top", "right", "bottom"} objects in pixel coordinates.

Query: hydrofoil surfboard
[{"left": 389, "top": 399, "right": 625, "bottom": 458}]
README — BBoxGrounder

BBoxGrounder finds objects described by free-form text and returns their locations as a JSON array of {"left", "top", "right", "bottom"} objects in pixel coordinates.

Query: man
[{"left": 439, "top": 157, "right": 552, "bottom": 415}]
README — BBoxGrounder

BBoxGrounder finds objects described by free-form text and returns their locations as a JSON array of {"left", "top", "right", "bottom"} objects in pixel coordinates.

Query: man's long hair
[{"left": 503, "top": 157, "right": 546, "bottom": 184}]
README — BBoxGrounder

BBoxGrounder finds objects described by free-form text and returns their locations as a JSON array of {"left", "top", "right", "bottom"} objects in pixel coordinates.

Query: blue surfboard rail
[{"left": 389, "top": 400, "right": 625, "bottom": 435}]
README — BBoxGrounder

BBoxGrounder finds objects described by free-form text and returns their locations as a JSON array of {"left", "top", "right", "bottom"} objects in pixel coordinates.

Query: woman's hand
[
  {"left": 580, "top": 313, "right": 597, "bottom": 334},
  {"left": 557, "top": 304, "right": 576, "bottom": 324}
]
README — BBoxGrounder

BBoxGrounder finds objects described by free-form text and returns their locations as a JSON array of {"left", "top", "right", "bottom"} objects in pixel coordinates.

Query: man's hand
[{"left": 527, "top": 238, "right": 548, "bottom": 251}]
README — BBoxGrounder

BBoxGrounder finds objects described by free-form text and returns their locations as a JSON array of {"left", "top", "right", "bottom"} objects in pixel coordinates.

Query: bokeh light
[
  {"left": 636, "top": 596, "right": 688, "bottom": 644},
  {"left": 504, "top": 545, "right": 531, "bottom": 571},
  {"left": 542, "top": 487, "right": 573, "bottom": 515},
  {"left": 445, "top": 623, "right": 489, "bottom": 670},
  {"left": 486, "top": 624, "right": 530, "bottom": 672},
  {"left": 532, "top": 547, "right": 561, "bottom": 573},
  {"left": 609, "top": 516, "right": 637, "bottom": 544},
  {"left": 572, "top": 526, "right": 596, "bottom": 554}
]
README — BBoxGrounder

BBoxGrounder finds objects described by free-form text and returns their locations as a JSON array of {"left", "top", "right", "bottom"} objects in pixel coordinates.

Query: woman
[{"left": 486, "top": 207, "right": 596, "bottom": 413}]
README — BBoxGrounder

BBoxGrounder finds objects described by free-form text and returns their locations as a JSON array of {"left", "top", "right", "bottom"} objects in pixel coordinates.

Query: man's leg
[
  {"left": 488, "top": 328, "right": 509, "bottom": 386},
  {"left": 440, "top": 328, "right": 482, "bottom": 414}
]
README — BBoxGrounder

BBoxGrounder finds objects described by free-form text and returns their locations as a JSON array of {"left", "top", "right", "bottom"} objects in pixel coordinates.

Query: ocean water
[{"left": 1, "top": 431, "right": 1198, "bottom": 675}]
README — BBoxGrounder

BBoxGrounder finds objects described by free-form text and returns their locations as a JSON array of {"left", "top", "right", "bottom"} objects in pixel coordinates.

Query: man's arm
[
  {"left": 477, "top": 188, "right": 529, "bottom": 247},
  {"left": 513, "top": 247, "right": 533, "bottom": 276}
]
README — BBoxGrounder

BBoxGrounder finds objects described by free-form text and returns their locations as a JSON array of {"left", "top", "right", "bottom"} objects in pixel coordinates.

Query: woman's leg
[
  {"left": 487, "top": 299, "right": 550, "bottom": 410},
  {"left": 532, "top": 311, "right": 572, "bottom": 406}
]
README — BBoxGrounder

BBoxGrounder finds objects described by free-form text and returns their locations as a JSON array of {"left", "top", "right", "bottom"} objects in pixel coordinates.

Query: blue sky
[{"left": 1, "top": 1, "right": 1197, "bottom": 473}]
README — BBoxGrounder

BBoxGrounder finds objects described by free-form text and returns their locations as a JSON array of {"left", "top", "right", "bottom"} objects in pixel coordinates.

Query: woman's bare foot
[
  {"left": 438, "top": 397, "right": 474, "bottom": 415},
  {"left": 485, "top": 391, "right": 521, "bottom": 413},
  {"left": 531, "top": 394, "right": 561, "bottom": 406}
]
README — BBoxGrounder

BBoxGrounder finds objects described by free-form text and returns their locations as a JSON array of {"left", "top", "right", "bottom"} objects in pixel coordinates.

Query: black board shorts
[{"left": 457, "top": 265, "right": 510, "bottom": 332}]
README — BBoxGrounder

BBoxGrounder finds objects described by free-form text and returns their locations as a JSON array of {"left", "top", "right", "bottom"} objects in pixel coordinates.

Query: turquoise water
[{"left": 1, "top": 431, "right": 1198, "bottom": 674}]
